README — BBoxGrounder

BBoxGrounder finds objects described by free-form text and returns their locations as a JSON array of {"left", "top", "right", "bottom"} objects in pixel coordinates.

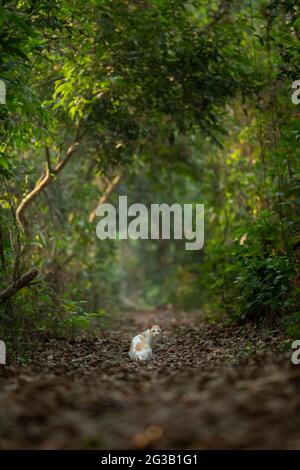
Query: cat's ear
[{"left": 148, "top": 324, "right": 153, "bottom": 330}]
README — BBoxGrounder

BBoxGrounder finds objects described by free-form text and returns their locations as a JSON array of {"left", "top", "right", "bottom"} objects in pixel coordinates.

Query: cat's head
[{"left": 149, "top": 324, "right": 161, "bottom": 339}]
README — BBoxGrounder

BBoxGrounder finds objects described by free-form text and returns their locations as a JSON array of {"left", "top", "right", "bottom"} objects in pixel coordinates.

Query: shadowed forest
[{"left": 1, "top": 0, "right": 300, "bottom": 450}]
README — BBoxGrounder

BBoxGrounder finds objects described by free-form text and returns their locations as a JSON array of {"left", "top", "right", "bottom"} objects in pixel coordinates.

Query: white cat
[{"left": 129, "top": 324, "right": 161, "bottom": 362}]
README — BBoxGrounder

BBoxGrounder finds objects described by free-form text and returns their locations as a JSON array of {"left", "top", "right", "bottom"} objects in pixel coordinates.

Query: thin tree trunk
[
  {"left": 0, "top": 223, "right": 6, "bottom": 272},
  {"left": 0, "top": 267, "right": 39, "bottom": 303},
  {"left": 16, "top": 141, "right": 80, "bottom": 230},
  {"left": 89, "top": 170, "right": 123, "bottom": 223}
]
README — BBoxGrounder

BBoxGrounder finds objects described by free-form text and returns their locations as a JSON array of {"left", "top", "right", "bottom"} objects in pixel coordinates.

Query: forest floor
[{"left": 0, "top": 308, "right": 300, "bottom": 449}]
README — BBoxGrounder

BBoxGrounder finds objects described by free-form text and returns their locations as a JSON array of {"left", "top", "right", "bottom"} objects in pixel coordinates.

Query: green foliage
[
  {"left": 283, "top": 311, "right": 300, "bottom": 339},
  {"left": 232, "top": 230, "right": 295, "bottom": 321},
  {"left": 1, "top": 0, "right": 300, "bottom": 358}
]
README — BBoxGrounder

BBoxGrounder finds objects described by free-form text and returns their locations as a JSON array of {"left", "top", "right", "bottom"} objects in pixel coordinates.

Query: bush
[{"left": 207, "top": 211, "right": 297, "bottom": 323}]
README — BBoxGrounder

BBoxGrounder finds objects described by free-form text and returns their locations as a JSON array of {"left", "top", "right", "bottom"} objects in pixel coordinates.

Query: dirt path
[{"left": 0, "top": 309, "right": 300, "bottom": 449}]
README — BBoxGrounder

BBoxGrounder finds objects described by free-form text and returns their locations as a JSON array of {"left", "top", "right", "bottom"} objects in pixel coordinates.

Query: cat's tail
[{"left": 135, "top": 348, "right": 152, "bottom": 362}]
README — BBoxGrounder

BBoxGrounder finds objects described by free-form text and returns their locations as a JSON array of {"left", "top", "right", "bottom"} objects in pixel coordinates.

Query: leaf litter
[{"left": 0, "top": 309, "right": 299, "bottom": 449}]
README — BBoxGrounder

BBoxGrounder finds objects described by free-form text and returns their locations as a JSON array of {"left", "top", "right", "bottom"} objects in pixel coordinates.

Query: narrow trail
[{"left": 0, "top": 309, "right": 299, "bottom": 450}]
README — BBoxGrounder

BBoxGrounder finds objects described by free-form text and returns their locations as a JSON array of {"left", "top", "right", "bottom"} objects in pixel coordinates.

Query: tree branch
[
  {"left": 89, "top": 170, "right": 123, "bottom": 223},
  {"left": 0, "top": 267, "right": 39, "bottom": 303},
  {"left": 16, "top": 141, "right": 80, "bottom": 230}
]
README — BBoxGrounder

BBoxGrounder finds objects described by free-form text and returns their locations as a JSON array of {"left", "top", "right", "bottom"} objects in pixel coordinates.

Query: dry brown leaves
[{"left": 0, "top": 309, "right": 299, "bottom": 449}]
